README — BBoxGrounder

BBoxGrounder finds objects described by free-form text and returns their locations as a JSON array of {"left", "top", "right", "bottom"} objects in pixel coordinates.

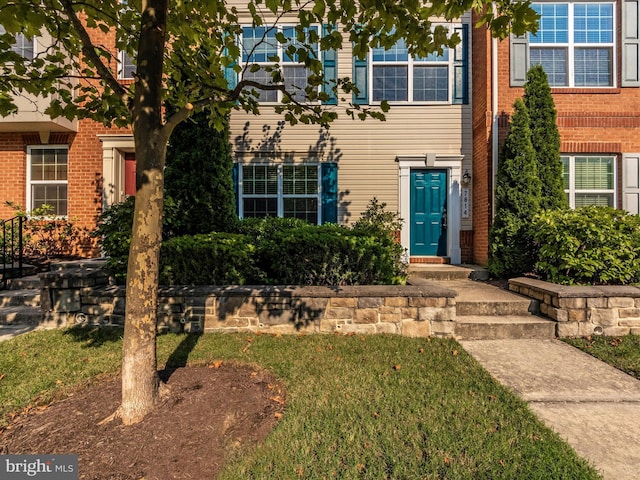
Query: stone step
[
  {"left": 0, "top": 289, "right": 41, "bottom": 308},
  {"left": 0, "top": 264, "right": 36, "bottom": 281},
  {"left": 0, "top": 306, "right": 45, "bottom": 326},
  {"left": 408, "top": 266, "right": 490, "bottom": 282},
  {"left": 454, "top": 315, "right": 557, "bottom": 341},
  {"left": 49, "top": 258, "right": 107, "bottom": 271},
  {"left": 5, "top": 275, "right": 41, "bottom": 291},
  {"left": 456, "top": 298, "right": 537, "bottom": 317}
]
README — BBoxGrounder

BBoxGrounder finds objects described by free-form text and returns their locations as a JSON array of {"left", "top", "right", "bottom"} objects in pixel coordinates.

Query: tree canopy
[{"left": 0, "top": 0, "right": 538, "bottom": 130}]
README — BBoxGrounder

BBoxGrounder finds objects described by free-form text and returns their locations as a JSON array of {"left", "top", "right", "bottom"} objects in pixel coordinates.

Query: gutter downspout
[{"left": 491, "top": 5, "right": 499, "bottom": 219}]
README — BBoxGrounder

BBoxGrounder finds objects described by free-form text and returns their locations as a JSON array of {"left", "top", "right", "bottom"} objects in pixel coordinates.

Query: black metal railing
[{"left": 1, "top": 216, "right": 23, "bottom": 281}]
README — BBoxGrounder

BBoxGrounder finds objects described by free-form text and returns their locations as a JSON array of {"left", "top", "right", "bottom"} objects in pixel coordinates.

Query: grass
[
  {"left": 0, "top": 327, "right": 601, "bottom": 479},
  {"left": 563, "top": 334, "right": 640, "bottom": 380}
]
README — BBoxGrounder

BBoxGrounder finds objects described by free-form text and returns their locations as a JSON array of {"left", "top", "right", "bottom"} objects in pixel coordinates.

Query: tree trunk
[{"left": 119, "top": 0, "right": 169, "bottom": 426}]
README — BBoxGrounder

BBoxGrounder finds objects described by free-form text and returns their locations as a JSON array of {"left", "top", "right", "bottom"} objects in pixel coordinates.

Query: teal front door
[{"left": 410, "top": 170, "right": 447, "bottom": 256}]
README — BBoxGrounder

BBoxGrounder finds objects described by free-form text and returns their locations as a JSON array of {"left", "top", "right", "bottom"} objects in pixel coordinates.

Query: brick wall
[
  {"left": 472, "top": 16, "right": 640, "bottom": 264},
  {"left": 471, "top": 17, "right": 492, "bottom": 265},
  {"left": 0, "top": 119, "right": 131, "bottom": 255}
]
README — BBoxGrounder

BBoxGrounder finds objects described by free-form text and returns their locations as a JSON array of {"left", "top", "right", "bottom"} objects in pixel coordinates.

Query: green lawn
[
  {"left": 564, "top": 334, "right": 640, "bottom": 380},
  {"left": 1, "top": 328, "right": 601, "bottom": 479}
]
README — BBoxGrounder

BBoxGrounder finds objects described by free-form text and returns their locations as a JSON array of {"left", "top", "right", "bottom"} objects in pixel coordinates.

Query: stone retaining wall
[
  {"left": 39, "top": 266, "right": 457, "bottom": 337},
  {"left": 509, "top": 277, "right": 640, "bottom": 337}
]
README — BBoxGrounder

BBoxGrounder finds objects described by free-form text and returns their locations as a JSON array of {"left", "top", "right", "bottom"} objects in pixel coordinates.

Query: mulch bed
[{"left": 0, "top": 365, "right": 284, "bottom": 479}]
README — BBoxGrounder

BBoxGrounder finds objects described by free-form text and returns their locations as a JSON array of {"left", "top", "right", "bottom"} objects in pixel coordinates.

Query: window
[
  {"left": 354, "top": 24, "right": 468, "bottom": 105},
  {"left": 562, "top": 155, "right": 615, "bottom": 208},
  {"left": 372, "top": 39, "right": 451, "bottom": 102},
  {"left": 512, "top": 2, "right": 616, "bottom": 87},
  {"left": 235, "top": 163, "right": 338, "bottom": 224},
  {"left": 0, "top": 25, "right": 34, "bottom": 60},
  {"left": 27, "top": 146, "right": 68, "bottom": 216},
  {"left": 240, "top": 26, "right": 319, "bottom": 102},
  {"left": 118, "top": 50, "right": 135, "bottom": 79}
]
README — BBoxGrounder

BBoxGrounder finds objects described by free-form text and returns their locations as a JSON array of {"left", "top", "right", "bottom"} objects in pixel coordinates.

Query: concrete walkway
[
  {"left": 0, "top": 324, "right": 38, "bottom": 342},
  {"left": 461, "top": 339, "right": 640, "bottom": 480}
]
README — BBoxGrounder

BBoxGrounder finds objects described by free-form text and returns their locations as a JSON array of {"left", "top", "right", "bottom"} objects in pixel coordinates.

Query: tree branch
[{"left": 59, "top": 0, "right": 126, "bottom": 99}]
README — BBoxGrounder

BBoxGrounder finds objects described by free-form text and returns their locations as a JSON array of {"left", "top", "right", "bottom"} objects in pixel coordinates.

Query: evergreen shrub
[
  {"left": 159, "top": 233, "right": 263, "bottom": 285},
  {"left": 256, "top": 222, "right": 406, "bottom": 286},
  {"left": 532, "top": 206, "right": 640, "bottom": 285},
  {"left": 488, "top": 98, "right": 541, "bottom": 278}
]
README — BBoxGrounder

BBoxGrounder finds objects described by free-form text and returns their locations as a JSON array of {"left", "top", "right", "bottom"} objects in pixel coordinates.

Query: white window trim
[
  {"left": 530, "top": 2, "right": 617, "bottom": 88},
  {"left": 237, "top": 162, "right": 323, "bottom": 223},
  {"left": 0, "top": 25, "right": 36, "bottom": 60},
  {"left": 26, "top": 145, "right": 69, "bottom": 217},
  {"left": 117, "top": 50, "right": 135, "bottom": 79},
  {"left": 563, "top": 154, "right": 617, "bottom": 208},
  {"left": 369, "top": 23, "right": 461, "bottom": 105},
  {"left": 239, "top": 25, "right": 322, "bottom": 104}
]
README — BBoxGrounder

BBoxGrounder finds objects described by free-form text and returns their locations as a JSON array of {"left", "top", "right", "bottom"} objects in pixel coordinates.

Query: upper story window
[
  {"left": 353, "top": 24, "right": 469, "bottom": 105},
  {"left": 118, "top": 50, "right": 135, "bottom": 79},
  {"left": 562, "top": 154, "right": 616, "bottom": 208},
  {"left": 0, "top": 25, "right": 34, "bottom": 60},
  {"left": 530, "top": 2, "right": 614, "bottom": 87},
  {"left": 240, "top": 26, "right": 319, "bottom": 102},
  {"left": 372, "top": 38, "right": 451, "bottom": 102},
  {"left": 27, "top": 146, "right": 69, "bottom": 216},
  {"left": 511, "top": 2, "right": 619, "bottom": 87}
]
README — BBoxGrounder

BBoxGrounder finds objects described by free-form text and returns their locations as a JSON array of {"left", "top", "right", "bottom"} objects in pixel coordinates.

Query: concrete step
[
  {"left": 456, "top": 298, "right": 536, "bottom": 316},
  {"left": 5, "top": 275, "right": 41, "bottom": 290},
  {"left": 0, "top": 289, "right": 41, "bottom": 308},
  {"left": 0, "top": 306, "right": 45, "bottom": 326},
  {"left": 455, "top": 315, "right": 557, "bottom": 340},
  {"left": 408, "top": 264, "right": 489, "bottom": 281}
]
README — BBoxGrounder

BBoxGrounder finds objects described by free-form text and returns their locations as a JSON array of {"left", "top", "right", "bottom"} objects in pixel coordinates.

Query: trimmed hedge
[
  {"left": 159, "top": 233, "right": 263, "bottom": 285},
  {"left": 532, "top": 206, "right": 640, "bottom": 285},
  {"left": 255, "top": 223, "right": 405, "bottom": 286}
]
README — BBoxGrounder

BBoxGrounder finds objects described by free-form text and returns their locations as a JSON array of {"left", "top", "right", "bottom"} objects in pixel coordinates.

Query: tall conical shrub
[
  {"left": 164, "top": 109, "right": 238, "bottom": 235},
  {"left": 489, "top": 98, "right": 542, "bottom": 278},
  {"left": 524, "top": 65, "right": 567, "bottom": 210}
]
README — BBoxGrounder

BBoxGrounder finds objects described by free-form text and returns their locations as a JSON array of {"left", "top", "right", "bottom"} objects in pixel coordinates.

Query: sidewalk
[
  {"left": 0, "top": 324, "right": 38, "bottom": 342},
  {"left": 460, "top": 339, "right": 640, "bottom": 480}
]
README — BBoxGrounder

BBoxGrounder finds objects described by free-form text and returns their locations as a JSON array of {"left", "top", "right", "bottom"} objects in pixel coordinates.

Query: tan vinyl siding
[{"left": 228, "top": 5, "right": 472, "bottom": 226}]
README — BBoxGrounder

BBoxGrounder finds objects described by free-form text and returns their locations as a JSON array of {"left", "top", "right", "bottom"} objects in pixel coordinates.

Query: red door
[{"left": 124, "top": 153, "right": 136, "bottom": 196}]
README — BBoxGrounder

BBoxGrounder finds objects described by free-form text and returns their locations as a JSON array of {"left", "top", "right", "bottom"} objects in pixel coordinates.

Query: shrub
[
  {"left": 233, "top": 216, "right": 309, "bottom": 239},
  {"left": 93, "top": 196, "right": 181, "bottom": 282},
  {"left": 164, "top": 108, "right": 238, "bottom": 235},
  {"left": 159, "top": 233, "right": 263, "bottom": 285},
  {"left": 488, "top": 98, "right": 541, "bottom": 278},
  {"left": 3, "top": 202, "right": 90, "bottom": 259},
  {"left": 256, "top": 223, "right": 406, "bottom": 286},
  {"left": 532, "top": 206, "right": 640, "bottom": 285},
  {"left": 524, "top": 65, "right": 566, "bottom": 211},
  {"left": 97, "top": 204, "right": 407, "bottom": 286}
]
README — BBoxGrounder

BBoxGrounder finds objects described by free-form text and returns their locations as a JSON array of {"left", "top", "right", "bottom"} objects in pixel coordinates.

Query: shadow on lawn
[
  {"left": 63, "top": 325, "right": 124, "bottom": 348},
  {"left": 63, "top": 326, "right": 203, "bottom": 380}
]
